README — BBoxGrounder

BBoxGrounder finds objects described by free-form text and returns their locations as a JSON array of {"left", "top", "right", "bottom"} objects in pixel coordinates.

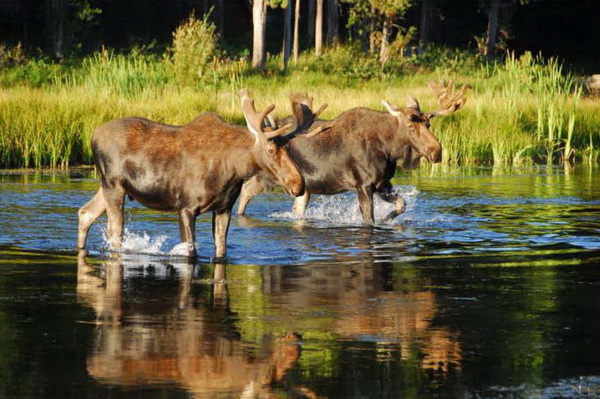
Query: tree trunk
[
  {"left": 419, "top": 0, "right": 431, "bottom": 46},
  {"left": 327, "top": 0, "right": 339, "bottom": 47},
  {"left": 282, "top": 0, "right": 293, "bottom": 70},
  {"left": 315, "top": 0, "right": 324, "bottom": 56},
  {"left": 46, "top": 0, "right": 66, "bottom": 60},
  {"left": 486, "top": 0, "right": 500, "bottom": 58},
  {"left": 293, "top": 0, "right": 301, "bottom": 64},
  {"left": 308, "top": 0, "right": 316, "bottom": 45},
  {"left": 368, "top": 4, "right": 377, "bottom": 53},
  {"left": 252, "top": 0, "right": 267, "bottom": 70},
  {"left": 379, "top": 16, "right": 391, "bottom": 64}
]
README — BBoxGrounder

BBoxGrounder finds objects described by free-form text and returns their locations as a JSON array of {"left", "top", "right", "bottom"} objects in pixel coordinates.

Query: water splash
[
  {"left": 269, "top": 186, "right": 420, "bottom": 225},
  {"left": 169, "top": 242, "right": 196, "bottom": 256},
  {"left": 102, "top": 228, "right": 169, "bottom": 254}
]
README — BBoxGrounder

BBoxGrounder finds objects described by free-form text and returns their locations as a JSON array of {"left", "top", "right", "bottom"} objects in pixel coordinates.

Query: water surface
[{"left": 1, "top": 166, "right": 599, "bottom": 398}]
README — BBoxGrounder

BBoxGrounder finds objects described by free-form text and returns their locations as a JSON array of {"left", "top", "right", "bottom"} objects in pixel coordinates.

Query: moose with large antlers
[
  {"left": 237, "top": 81, "right": 468, "bottom": 223},
  {"left": 77, "top": 90, "right": 325, "bottom": 258}
]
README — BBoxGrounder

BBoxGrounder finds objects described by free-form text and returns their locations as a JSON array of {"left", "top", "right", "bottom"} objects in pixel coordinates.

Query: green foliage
[
  {"left": 0, "top": 44, "right": 64, "bottom": 88},
  {"left": 70, "top": 46, "right": 171, "bottom": 98},
  {"left": 289, "top": 42, "right": 470, "bottom": 84},
  {"left": 388, "top": 26, "right": 417, "bottom": 57},
  {"left": 170, "top": 11, "right": 219, "bottom": 84},
  {"left": 413, "top": 46, "right": 484, "bottom": 74},
  {"left": 0, "top": 59, "right": 62, "bottom": 88},
  {"left": 267, "top": 0, "right": 290, "bottom": 7},
  {"left": 345, "top": 0, "right": 413, "bottom": 31},
  {"left": 0, "top": 42, "right": 26, "bottom": 68},
  {"left": 75, "top": 0, "right": 102, "bottom": 23},
  {"left": 344, "top": 0, "right": 414, "bottom": 57},
  {"left": 433, "top": 50, "right": 596, "bottom": 166},
  {"left": 307, "top": 44, "right": 385, "bottom": 81},
  {"left": 0, "top": 45, "right": 599, "bottom": 169}
]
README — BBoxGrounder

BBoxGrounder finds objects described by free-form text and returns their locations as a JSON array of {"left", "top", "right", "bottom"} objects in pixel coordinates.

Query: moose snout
[
  {"left": 281, "top": 171, "right": 305, "bottom": 197},
  {"left": 426, "top": 144, "right": 442, "bottom": 163},
  {"left": 287, "top": 176, "right": 305, "bottom": 197}
]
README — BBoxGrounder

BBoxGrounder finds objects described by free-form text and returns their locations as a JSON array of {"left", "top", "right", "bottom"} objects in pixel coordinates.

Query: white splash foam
[
  {"left": 121, "top": 230, "right": 169, "bottom": 254},
  {"left": 270, "top": 186, "right": 420, "bottom": 225},
  {"left": 169, "top": 242, "right": 196, "bottom": 256},
  {"left": 102, "top": 228, "right": 169, "bottom": 254},
  {"left": 101, "top": 228, "right": 201, "bottom": 258}
]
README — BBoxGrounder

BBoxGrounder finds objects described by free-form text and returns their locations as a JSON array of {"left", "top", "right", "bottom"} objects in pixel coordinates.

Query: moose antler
[
  {"left": 287, "top": 92, "right": 328, "bottom": 137},
  {"left": 240, "top": 89, "right": 291, "bottom": 139},
  {"left": 264, "top": 112, "right": 278, "bottom": 130},
  {"left": 427, "top": 80, "right": 468, "bottom": 117}
]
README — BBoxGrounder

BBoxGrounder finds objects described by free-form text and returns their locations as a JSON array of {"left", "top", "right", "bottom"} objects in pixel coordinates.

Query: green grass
[{"left": 1, "top": 47, "right": 599, "bottom": 168}]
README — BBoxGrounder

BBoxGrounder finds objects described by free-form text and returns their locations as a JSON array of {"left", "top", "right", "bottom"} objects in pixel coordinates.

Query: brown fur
[
  {"left": 78, "top": 101, "right": 305, "bottom": 259},
  {"left": 238, "top": 101, "right": 448, "bottom": 223}
]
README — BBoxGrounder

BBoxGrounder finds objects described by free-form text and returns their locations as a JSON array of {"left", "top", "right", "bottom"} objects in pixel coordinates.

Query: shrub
[
  {"left": 0, "top": 42, "right": 26, "bottom": 67},
  {"left": 171, "top": 11, "right": 218, "bottom": 84}
]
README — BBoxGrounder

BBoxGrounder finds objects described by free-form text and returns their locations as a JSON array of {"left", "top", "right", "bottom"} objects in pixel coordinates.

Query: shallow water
[{"left": 1, "top": 166, "right": 599, "bottom": 398}]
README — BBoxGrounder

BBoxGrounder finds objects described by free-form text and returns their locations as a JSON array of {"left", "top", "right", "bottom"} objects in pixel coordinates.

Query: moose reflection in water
[
  {"left": 255, "top": 225, "right": 463, "bottom": 377},
  {"left": 76, "top": 238, "right": 462, "bottom": 397},
  {"left": 77, "top": 253, "right": 305, "bottom": 397}
]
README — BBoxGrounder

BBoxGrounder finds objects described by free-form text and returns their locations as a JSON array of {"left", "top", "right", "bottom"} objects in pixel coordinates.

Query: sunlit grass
[{"left": 1, "top": 49, "right": 599, "bottom": 168}]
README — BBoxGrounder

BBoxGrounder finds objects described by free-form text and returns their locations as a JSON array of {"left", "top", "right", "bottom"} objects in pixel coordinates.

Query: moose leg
[
  {"left": 103, "top": 185, "right": 126, "bottom": 250},
  {"left": 376, "top": 182, "right": 406, "bottom": 222},
  {"left": 357, "top": 186, "right": 375, "bottom": 225},
  {"left": 237, "top": 176, "right": 266, "bottom": 215},
  {"left": 292, "top": 191, "right": 311, "bottom": 217},
  {"left": 212, "top": 209, "right": 232, "bottom": 259},
  {"left": 178, "top": 208, "right": 197, "bottom": 257},
  {"left": 77, "top": 187, "right": 107, "bottom": 250}
]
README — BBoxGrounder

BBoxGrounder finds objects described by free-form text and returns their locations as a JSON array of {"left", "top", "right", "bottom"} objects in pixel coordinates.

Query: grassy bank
[{"left": 1, "top": 47, "right": 599, "bottom": 168}]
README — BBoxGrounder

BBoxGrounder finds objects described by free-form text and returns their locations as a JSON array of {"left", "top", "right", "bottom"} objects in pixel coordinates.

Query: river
[{"left": 1, "top": 166, "right": 599, "bottom": 398}]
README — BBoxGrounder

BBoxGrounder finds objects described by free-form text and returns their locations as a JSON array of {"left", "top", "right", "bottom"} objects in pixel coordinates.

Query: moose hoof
[
  {"left": 184, "top": 244, "right": 197, "bottom": 258},
  {"left": 382, "top": 198, "right": 406, "bottom": 223},
  {"left": 396, "top": 197, "right": 406, "bottom": 215},
  {"left": 171, "top": 242, "right": 197, "bottom": 258}
]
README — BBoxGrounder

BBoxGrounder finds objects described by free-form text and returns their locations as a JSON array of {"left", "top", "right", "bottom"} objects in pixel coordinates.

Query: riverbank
[{"left": 1, "top": 48, "right": 599, "bottom": 168}]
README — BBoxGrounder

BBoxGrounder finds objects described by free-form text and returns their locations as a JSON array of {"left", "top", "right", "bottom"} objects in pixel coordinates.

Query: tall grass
[
  {"left": 430, "top": 51, "right": 599, "bottom": 166},
  {"left": 1, "top": 47, "right": 599, "bottom": 168}
]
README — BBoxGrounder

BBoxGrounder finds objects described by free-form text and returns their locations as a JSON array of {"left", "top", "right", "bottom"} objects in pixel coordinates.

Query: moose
[
  {"left": 237, "top": 81, "right": 468, "bottom": 224},
  {"left": 77, "top": 90, "right": 325, "bottom": 259}
]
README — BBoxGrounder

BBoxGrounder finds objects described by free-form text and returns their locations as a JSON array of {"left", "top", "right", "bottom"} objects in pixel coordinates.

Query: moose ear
[
  {"left": 406, "top": 95, "right": 420, "bottom": 110},
  {"left": 382, "top": 100, "right": 401, "bottom": 117}
]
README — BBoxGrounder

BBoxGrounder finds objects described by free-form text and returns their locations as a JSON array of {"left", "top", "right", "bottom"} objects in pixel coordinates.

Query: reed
[{"left": 1, "top": 48, "right": 599, "bottom": 168}]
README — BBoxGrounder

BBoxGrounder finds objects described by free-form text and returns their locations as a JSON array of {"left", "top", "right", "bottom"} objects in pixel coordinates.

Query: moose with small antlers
[
  {"left": 237, "top": 81, "right": 468, "bottom": 224},
  {"left": 77, "top": 90, "right": 325, "bottom": 259}
]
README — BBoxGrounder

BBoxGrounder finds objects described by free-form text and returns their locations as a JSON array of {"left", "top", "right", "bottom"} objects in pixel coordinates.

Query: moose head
[
  {"left": 240, "top": 89, "right": 305, "bottom": 197},
  {"left": 382, "top": 80, "right": 468, "bottom": 167}
]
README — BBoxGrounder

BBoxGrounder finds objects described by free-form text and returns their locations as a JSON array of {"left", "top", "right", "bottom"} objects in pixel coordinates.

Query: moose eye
[{"left": 266, "top": 145, "right": 277, "bottom": 156}]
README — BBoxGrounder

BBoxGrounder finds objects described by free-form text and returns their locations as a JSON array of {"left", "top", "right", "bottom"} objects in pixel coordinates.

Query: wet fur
[
  {"left": 78, "top": 111, "right": 304, "bottom": 258},
  {"left": 238, "top": 106, "right": 441, "bottom": 223}
]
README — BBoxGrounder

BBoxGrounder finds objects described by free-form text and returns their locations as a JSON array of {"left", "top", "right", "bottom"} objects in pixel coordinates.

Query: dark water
[{"left": 1, "top": 167, "right": 599, "bottom": 399}]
